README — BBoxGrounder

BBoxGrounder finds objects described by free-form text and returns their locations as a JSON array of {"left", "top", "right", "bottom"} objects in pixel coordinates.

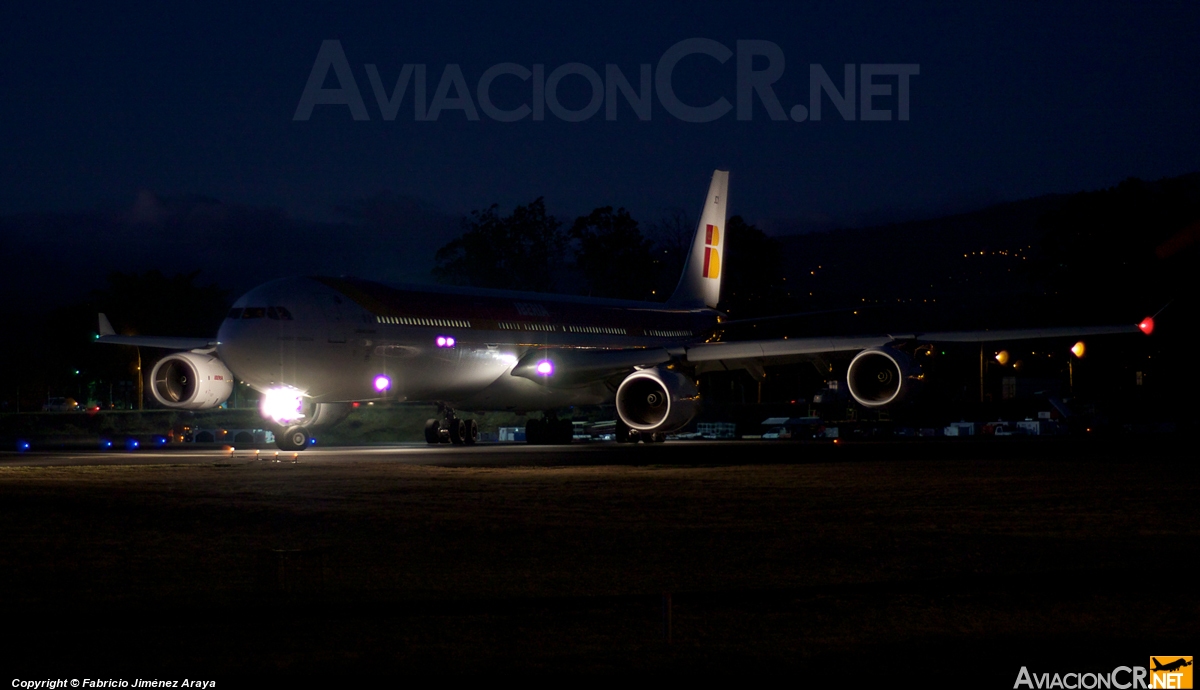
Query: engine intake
[
  {"left": 846, "top": 347, "right": 921, "bottom": 407},
  {"left": 616, "top": 367, "right": 700, "bottom": 433},
  {"left": 149, "top": 352, "right": 234, "bottom": 409}
]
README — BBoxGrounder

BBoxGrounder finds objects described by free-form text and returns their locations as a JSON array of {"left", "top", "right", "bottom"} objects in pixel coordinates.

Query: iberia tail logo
[
  {"left": 1151, "top": 657, "right": 1193, "bottom": 689},
  {"left": 702, "top": 224, "right": 720, "bottom": 279}
]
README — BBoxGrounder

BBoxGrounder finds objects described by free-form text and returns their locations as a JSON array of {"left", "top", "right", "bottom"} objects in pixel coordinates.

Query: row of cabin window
[{"left": 228, "top": 306, "right": 294, "bottom": 321}]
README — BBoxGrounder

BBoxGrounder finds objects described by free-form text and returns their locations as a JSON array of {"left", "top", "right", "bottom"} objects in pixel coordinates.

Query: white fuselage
[{"left": 217, "top": 276, "right": 718, "bottom": 411}]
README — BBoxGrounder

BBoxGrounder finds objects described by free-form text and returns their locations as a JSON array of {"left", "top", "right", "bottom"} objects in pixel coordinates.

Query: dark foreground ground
[{"left": 0, "top": 438, "right": 1195, "bottom": 684}]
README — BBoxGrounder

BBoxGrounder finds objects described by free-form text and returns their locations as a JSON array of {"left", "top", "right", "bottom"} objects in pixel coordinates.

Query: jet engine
[
  {"left": 149, "top": 352, "right": 234, "bottom": 409},
  {"left": 845, "top": 347, "right": 921, "bottom": 407},
  {"left": 615, "top": 367, "right": 700, "bottom": 434}
]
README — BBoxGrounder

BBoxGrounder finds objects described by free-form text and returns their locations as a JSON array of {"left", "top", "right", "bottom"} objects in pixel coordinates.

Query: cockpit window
[
  {"left": 241, "top": 307, "right": 266, "bottom": 319},
  {"left": 275, "top": 306, "right": 294, "bottom": 321},
  {"left": 227, "top": 308, "right": 243, "bottom": 319}
]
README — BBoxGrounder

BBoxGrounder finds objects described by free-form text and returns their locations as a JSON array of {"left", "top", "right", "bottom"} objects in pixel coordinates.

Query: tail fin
[{"left": 667, "top": 170, "right": 729, "bottom": 309}]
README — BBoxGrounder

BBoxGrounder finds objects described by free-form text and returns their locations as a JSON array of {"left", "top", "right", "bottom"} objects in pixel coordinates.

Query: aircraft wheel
[
  {"left": 276, "top": 426, "right": 310, "bottom": 451},
  {"left": 557, "top": 418, "right": 574, "bottom": 444},
  {"left": 448, "top": 418, "right": 466, "bottom": 445},
  {"left": 616, "top": 420, "right": 639, "bottom": 444},
  {"left": 464, "top": 419, "right": 479, "bottom": 445},
  {"left": 424, "top": 418, "right": 441, "bottom": 444},
  {"left": 525, "top": 418, "right": 542, "bottom": 445}
]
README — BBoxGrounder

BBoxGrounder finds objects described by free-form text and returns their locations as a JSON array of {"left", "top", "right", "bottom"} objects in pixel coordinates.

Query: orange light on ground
[
  {"left": 1071, "top": 341, "right": 1086, "bottom": 358},
  {"left": 995, "top": 350, "right": 1010, "bottom": 365},
  {"left": 1138, "top": 317, "right": 1154, "bottom": 335}
]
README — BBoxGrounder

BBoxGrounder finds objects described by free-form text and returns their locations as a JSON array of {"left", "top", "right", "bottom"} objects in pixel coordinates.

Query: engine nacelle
[
  {"left": 616, "top": 367, "right": 700, "bottom": 433},
  {"left": 846, "top": 347, "right": 922, "bottom": 408},
  {"left": 149, "top": 352, "right": 234, "bottom": 409}
]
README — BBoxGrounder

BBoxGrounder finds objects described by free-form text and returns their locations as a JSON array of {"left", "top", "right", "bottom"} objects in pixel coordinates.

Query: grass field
[{"left": 0, "top": 443, "right": 1195, "bottom": 681}]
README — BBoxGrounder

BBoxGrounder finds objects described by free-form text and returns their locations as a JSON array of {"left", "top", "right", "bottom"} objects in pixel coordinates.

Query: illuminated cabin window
[
  {"left": 496, "top": 321, "right": 555, "bottom": 331},
  {"left": 375, "top": 315, "right": 470, "bottom": 328},
  {"left": 566, "top": 325, "right": 627, "bottom": 335},
  {"left": 646, "top": 329, "right": 691, "bottom": 337}
]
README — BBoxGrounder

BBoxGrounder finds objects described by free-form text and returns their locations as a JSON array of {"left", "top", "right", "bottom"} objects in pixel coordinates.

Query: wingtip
[{"left": 98, "top": 313, "right": 116, "bottom": 337}]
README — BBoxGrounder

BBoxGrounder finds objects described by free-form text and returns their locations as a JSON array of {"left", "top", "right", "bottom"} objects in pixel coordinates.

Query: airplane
[
  {"left": 1152, "top": 658, "right": 1192, "bottom": 673},
  {"left": 96, "top": 170, "right": 1155, "bottom": 450}
]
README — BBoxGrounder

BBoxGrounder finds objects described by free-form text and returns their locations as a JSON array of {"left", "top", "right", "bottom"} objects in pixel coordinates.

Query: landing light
[
  {"left": 374, "top": 375, "right": 392, "bottom": 392},
  {"left": 261, "top": 386, "right": 305, "bottom": 424},
  {"left": 536, "top": 360, "right": 554, "bottom": 376},
  {"left": 1138, "top": 317, "right": 1154, "bottom": 335}
]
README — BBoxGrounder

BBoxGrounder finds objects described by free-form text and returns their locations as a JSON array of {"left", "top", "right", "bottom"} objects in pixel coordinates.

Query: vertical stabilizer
[{"left": 667, "top": 170, "right": 729, "bottom": 309}]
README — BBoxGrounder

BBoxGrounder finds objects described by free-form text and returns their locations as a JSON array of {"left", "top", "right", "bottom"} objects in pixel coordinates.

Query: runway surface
[
  {"left": 0, "top": 437, "right": 1194, "bottom": 682},
  {"left": 0, "top": 435, "right": 1166, "bottom": 467}
]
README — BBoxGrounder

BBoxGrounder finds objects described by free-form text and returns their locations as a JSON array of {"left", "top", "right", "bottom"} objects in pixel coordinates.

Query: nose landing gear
[{"left": 276, "top": 426, "right": 312, "bottom": 451}]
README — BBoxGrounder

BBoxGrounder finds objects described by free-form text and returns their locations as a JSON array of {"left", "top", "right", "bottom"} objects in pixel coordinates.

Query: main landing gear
[
  {"left": 525, "top": 413, "right": 574, "bottom": 445},
  {"left": 615, "top": 418, "right": 666, "bottom": 444},
  {"left": 424, "top": 403, "right": 479, "bottom": 445}
]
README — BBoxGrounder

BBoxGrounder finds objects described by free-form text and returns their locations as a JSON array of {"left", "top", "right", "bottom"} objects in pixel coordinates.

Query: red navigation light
[{"left": 1138, "top": 317, "right": 1154, "bottom": 335}]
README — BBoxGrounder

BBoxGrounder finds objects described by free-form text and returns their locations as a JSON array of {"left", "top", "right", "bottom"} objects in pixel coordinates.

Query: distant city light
[
  {"left": 535, "top": 360, "right": 554, "bottom": 376},
  {"left": 995, "top": 350, "right": 1010, "bottom": 365},
  {"left": 1071, "top": 341, "right": 1086, "bottom": 358},
  {"left": 374, "top": 375, "right": 392, "bottom": 392}
]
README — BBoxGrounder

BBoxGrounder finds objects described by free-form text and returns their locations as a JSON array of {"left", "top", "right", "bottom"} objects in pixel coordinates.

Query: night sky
[{"left": 4, "top": 2, "right": 1199, "bottom": 305}]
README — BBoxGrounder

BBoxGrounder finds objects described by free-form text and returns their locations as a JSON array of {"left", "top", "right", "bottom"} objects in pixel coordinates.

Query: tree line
[{"left": 431, "top": 199, "right": 795, "bottom": 317}]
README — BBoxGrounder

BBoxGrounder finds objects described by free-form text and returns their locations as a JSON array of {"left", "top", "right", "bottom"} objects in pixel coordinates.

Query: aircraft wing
[
  {"left": 512, "top": 322, "right": 1147, "bottom": 385},
  {"left": 683, "top": 322, "right": 1146, "bottom": 364},
  {"left": 95, "top": 313, "right": 216, "bottom": 350},
  {"left": 511, "top": 347, "right": 672, "bottom": 386}
]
